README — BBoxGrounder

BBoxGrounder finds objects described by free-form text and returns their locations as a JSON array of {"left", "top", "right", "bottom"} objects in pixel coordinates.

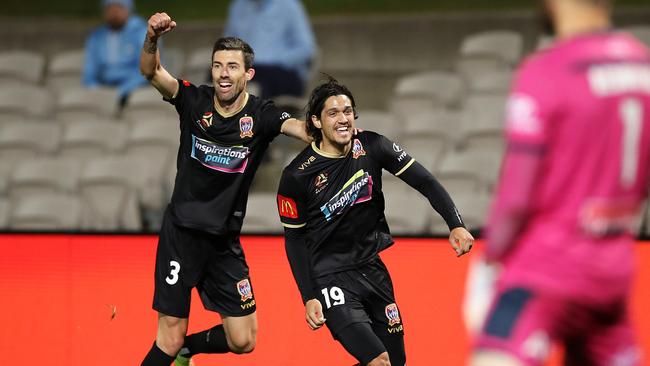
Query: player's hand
[
  {"left": 305, "top": 298, "right": 326, "bottom": 330},
  {"left": 449, "top": 227, "right": 474, "bottom": 257},
  {"left": 147, "top": 12, "right": 177, "bottom": 41},
  {"left": 353, "top": 127, "right": 364, "bottom": 135}
]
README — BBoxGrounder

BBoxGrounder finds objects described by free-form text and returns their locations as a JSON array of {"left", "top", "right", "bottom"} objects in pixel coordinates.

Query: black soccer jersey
[
  {"left": 277, "top": 131, "right": 462, "bottom": 279},
  {"left": 166, "top": 79, "right": 291, "bottom": 234}
]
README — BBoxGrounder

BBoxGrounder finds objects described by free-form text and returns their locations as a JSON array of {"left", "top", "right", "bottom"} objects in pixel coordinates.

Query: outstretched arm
[
  {"left": 281, "top": 118, "right": 312, "bottom": 144},
  {"left": 398, "top": 161, "right": 474, "bottom": 256},
  {"left": 140, "top": 12, "right": 178, "bottom": 99}
]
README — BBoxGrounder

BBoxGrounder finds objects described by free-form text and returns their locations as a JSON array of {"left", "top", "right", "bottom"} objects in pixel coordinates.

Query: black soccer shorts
[
  {"left": 152, "top": 211, "right": 256, "bottom": 318},
  {"left": 313, "top": 258, "right": 405, "bottom": 339}
]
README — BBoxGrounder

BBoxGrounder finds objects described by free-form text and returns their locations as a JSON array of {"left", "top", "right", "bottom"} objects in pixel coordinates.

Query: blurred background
[{"left": 0, "top": 0, "right": 649, "bottom": 235}]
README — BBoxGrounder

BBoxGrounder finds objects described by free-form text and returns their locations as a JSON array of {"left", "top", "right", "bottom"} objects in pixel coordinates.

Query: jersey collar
[
  {"left": 311, "top": 141, "right": 348, "bottom": 159},
  {"left": 214, "top": 92, "right": 249, "bottom": 118}
]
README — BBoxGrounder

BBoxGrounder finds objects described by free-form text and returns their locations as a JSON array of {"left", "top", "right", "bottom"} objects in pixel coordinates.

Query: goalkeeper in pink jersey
[{"left": 469, "top": 0, "right": 650, "bottom": 365}]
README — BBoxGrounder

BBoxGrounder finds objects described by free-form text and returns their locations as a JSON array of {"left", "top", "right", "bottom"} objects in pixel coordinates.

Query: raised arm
[{"left": 140, "top": 12, "right": 178, "bottom": 99}]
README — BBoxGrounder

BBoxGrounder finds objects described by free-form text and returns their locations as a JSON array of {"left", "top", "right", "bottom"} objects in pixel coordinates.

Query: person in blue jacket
[{"left": 83, "top": 0, "right": 149, "bottom": 106}]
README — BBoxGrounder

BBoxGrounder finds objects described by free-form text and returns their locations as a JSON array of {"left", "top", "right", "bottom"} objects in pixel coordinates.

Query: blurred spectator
[
  {"left": 224, "top": 0, "right": 316, "bottom": 100},
  {"left": 83, "top": 0, "right": 148, "bottom": 106}
]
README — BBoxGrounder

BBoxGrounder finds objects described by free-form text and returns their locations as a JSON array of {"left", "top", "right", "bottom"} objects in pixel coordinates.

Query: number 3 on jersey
[
  {"left": 321, "top": 286, "right": 345, "bottom": 309},
  {"left": 166, "top": 260, "right": 180, "bottom": 285}
]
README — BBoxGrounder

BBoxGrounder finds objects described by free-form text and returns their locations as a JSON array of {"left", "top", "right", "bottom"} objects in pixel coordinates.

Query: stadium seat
[
  {"left": 356, "top": 109, "right": 402, "bottom": 139},
  {"left": 182, "top": 46, "right": 212, "bottom": 85},
  {"left": 429, "top": 190, "right": 491, "bottom": 235},
  {"left": 0, "top": 160, "right": 16, "bottom": 195},
  {"left": 7, "top": 157, "right": 81, "bottom": 202},
  {"left": 401, "top": 108, "right": 463, "bottom": 142},
  {"left": 624, "top": 25, "right": 650, "bottom": 47},
  {"left": 241, "top": 192, "right": 282, "bottom": 234},
  {"left": 536, "top": 35, "right": 556, "bottom": 51},
  {"left": 79, "top": 156, "right": 144, "bottom": 231},
  {"left": 122, "top": 86, "right": 177, "bottom": 122},
  {"left": 0, "top": 50, "right": 45, "bottom": 85},
  {"left": 56, "top": 87, "right": 120, "bottom": 120},
  {"left": 46, "top": 48, "right": 84, "bottom": 93},
  {"left": 0, "top": 197, "right": 8, "bottom": 229},
  {"left": 0, "top": 85, "right": 53, "bottom": 121},
  {"left": 0, "top": 122, "right": 61, "bottom": 160},
  {"left": 9, "top": 193, "right": 83, "bottom": 231},
  {"left": 59, "top": 119, "right": 128, "bottom": 163},
  {"left": 392, "top": 70, "right": 465, "bottom": 111},
  {"left": 436, "top": 149, "right": 503, "bottom": 190},
  {"left": 384, "top": 188, "right": 431, "bottom": 235},
  {"left": 399, "top": 134, "right": 450, "bottom": 172},
  {"left": 162, "top": 46, "right": 186, "bottom": 77},
  {"left": 460, "top": 94, "right": 507, "bottom": 137},
  {"left": 456, "top": 30, "right": 523, "bottom": 80},
  {"left": 467, "top": 70, "right": 513, "bottom": 95}
]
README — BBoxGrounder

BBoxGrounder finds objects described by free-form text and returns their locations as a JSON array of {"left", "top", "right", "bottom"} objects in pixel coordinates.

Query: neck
[
  {"left": 214, "top": 90, "right": 248, "bottom": 117},
  {"left": 318, "top": 139, "right": 351, "bottom": 157},
  {"left": 553, "top": 1, "right": 611, "bottom": 40}
]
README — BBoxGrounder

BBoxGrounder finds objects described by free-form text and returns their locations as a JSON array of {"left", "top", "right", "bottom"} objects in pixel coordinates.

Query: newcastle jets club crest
[
  {"left": 352, "top": 139, "right": 366, "bottom": 159},
  {"left": 385, "top": 303, "right": 401, "bottom": 326},
  {"left": 237, "top": 279, "right": 253, "bottom": 302},
  {"left": 239, "top": 116, "right": 254, "bottom": 138}
]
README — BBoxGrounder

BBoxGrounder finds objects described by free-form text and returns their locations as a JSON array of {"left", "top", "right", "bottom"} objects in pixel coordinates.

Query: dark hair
[
  {"left": 212, "top": 37, "right": 255, "bottom": 70},
  {"left": 305, "top": 76, "right": 358, "bottom": 143}
]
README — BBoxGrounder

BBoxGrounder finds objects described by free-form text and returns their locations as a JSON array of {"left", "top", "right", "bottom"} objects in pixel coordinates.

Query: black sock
[
  {"left": 178, "top": 324, "right": 230, "bottom": 358},
  {"left": 141, "top": 341, "right": 175, "bottom": 366}
]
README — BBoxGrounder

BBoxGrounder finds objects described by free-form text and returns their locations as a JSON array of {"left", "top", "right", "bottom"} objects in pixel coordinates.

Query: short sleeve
[
  {"left": 259, "top": 101, "right": 293, "bottom": 140},
  {"left": 164, "top": 79, "right": 200, "bottom": 122},
  {"left": 367, "top": 133, "right": 415, "bottom": 176},
  {"left": 277, "top": 170, "right": 307, "bottom": 228},
  {"left": 505, "top": 59, "right": 556, "bottom": 149}
]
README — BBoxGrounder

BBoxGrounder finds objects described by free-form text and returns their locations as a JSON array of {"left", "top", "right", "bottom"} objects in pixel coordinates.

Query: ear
[
  {"left": 245, "top": 67, "right": 255, "bottom": 81},
  {"left": 311, "top": 114, "right": 322, "bottom": 129}
]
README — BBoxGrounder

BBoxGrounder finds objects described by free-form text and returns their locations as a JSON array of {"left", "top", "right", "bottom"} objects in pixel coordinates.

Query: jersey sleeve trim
[
  {"left": 395, "top": 158, "right": 415, "bottom": 177},
  {"left": 282, "top": 222, "right": 307, "bottom": 229}
]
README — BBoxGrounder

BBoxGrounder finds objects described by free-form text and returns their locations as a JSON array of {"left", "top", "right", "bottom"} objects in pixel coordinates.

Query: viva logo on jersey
[
  {"left": 320, "top": 169, "right": 373, "bottom": 221},
  {"left": 191, "top": 134, "right": 250, "bottom": 173}
]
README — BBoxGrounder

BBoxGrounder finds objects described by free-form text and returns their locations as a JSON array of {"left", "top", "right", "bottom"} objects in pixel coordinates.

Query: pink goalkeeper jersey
[{"left": 489, "top": 31, "right": 650, "bottom": 302}]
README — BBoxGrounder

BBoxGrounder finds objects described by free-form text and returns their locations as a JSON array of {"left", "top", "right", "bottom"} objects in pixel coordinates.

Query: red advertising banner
[{"left": 0, "top": 235, "right": 647, "bottom": 365}]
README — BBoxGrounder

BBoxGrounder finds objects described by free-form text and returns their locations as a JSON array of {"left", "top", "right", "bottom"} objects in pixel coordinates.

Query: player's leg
[
  {"left": 363, "top": 259, "right": 406, "bottom": 366},
  {"left": 177, "top": 233, "right": 257, "bottom": 360},
  {"left": 470, "top": 286, "right": 561, "bottom": 366},
  {"left": 336, "top": 322, "right": 390, "bottom": 366},
  {"left": 143, "top": 212, "right": 199, "bottom": 365},
  {"left": 563, "top": 300, "right": 642, "bottom": 366}
]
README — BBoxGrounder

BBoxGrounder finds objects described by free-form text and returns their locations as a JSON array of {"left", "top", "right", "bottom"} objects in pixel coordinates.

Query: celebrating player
[
  {"left": 277, "top": 78, "right": 474, "bottom": 365},
  {"left": 469, "top": 0, "right": 650, "bottom": 365},
  {"left": 138, "top": 12, "right": 311, "bottom": 366}
]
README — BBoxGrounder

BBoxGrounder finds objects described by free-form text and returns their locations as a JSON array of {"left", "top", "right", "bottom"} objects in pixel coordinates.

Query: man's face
[
  {"left": 104, "top": 4, "right": 129, "bottom": 30},
  {"left": 313, "top": 95, "right": 356, "bottom": 149},
  {"left": 211, "top": 50, "right": 254, "bottom": 105}
]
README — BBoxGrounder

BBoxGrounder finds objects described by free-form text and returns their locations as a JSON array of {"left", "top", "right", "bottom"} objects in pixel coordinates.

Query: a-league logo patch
[
  {"left": 237, "top": 279, "right": 253, "bottom": 302},
  {"left": 385, "top": 303, "right": 401, "bottom": 326},
  {"left": 352, "top": 139, "right": 366, "bottom": 159},
  {"left": 200, "top": 112, "right": 213, "bottom": 128},
  {"left": 239, "top": 116, "right": 254, "bottom": 138}
]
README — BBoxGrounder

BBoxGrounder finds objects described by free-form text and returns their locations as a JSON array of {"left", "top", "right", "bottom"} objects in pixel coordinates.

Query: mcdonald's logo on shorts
[{"left": 277, "top": 195, "right": 299, "bottom": 219}]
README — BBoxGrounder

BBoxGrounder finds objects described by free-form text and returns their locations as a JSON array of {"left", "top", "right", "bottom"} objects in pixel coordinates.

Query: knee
[
  {"left": 226, "top": 327, "right": 257, "bottom": 354},
  {"left": 470, "top": 351, "right": 524, "bottom": 366},
  {"left": 367, "top": 352, "right": 391, "bottom": 366},
  {"left": 156, "top": 317, "right": 187, "bottom": 355}
]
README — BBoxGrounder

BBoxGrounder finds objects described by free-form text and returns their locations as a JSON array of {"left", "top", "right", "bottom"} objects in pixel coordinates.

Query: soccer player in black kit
[
  {"left": 139, "top": 12, "right": 312, "bottom": 366},
  {"left": 277, "top": 79, "right": 475, "bottom": 366}
]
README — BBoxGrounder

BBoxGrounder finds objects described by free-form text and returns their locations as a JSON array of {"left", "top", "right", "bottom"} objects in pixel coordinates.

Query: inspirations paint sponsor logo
[
  {"left": 320, "top": 169, "right": 372, "bottom": 221},
  {"left": 191, "top": 135, "right": 250, "bottom": 173}
]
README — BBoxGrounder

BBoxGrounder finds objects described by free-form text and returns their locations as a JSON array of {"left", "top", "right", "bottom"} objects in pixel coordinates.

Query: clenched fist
[{"left": 147, "top": 12, "right": 176, "bottom": 41}]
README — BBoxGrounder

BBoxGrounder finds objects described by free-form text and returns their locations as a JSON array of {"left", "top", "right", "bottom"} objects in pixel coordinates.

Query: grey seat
[
  {"left": 8, "top": 157, "right": 81, "bottom": 202},
  {"left": 456, "top": 30, "right": 523, "bottom": 80},
  {"left": 182, "top": 46, "right": 212, "bottom": 85},
  {"left": 0, "top": 122, "right": 61, "bottom": 160},
  {"left": 384, "top": 188, "right": 431, "bottom": 235},
  {"left": 356, "top": 110, "right": 402, "bottom": 139},
  {"left": 0, "top": 50, "right": 45, "bottom": 85},
  {"left": 79, "top": 156, "right": 144, "bottom": 231},
  {"left": 59, "top": 119, "right": 128, "bottom": 164},
  {"left": 392, "top": 70, "right": 465, "bottom": 113},
  {"left": 241, "top": 192, "right": 282, "bottom": 234},
  {"left": 9, "top": 193, "right": 83, "bottom": 231},
  {"left": 122, "top": 86, "right": 177, "bottom": 122},
  {"left": 46, "top": 48, "right": 84, "bottom": 93},
  {"left": 0, "top": 85, "right": 53, "bottom": 121},
  {"left": 56, "top": 87, "right": 120, "bottom": 120}
]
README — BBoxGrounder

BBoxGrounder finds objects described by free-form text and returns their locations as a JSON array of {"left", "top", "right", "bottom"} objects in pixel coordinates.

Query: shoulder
[{"left": 284, "top": 145, "right": 315, "bottom": 172}]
